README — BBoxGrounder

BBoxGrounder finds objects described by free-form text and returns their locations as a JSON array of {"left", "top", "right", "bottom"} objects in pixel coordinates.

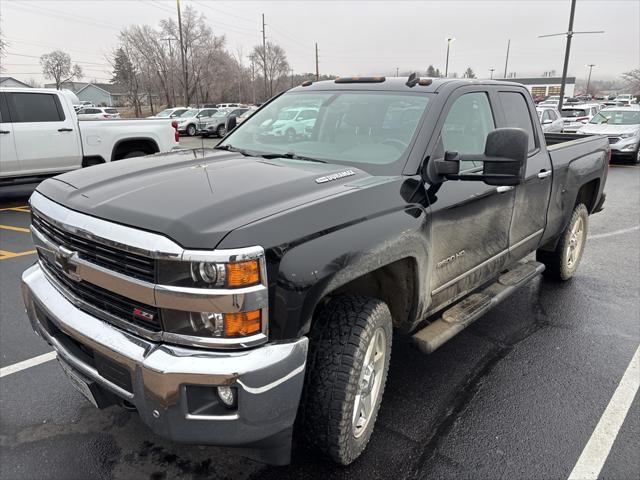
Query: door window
[
  {"left": 548, "top": 109, "right": 557, "bottom": 120},
  {"left": 498, "top": 92, "right": 536, "bottom": 152},
  {"left": 440, "top": 92, "right": 495, "bottom": 171},
  {"left": 8, "top": 93, "right": 65, "bottom": 122}
]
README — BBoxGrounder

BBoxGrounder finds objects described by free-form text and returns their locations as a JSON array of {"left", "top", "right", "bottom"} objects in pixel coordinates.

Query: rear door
[
  {"left": 427, "top": 88, "right": 516, "bottom": 309},
  {"left": 497, "top": 89, "right": 552, "bottom": 260},
  {"left": 6, "top": 91, "right": 82, "bottom": 176},
  {"left": 0, "top": 93, "right": 20, "bottom": 178}
]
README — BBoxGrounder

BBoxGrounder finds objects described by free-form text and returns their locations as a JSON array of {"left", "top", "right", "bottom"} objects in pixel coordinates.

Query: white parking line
[
  {"left": 568, "top": 345, "right": 640, "bottom": 480},
  {"left": 590, "top": 226, "right": 640, "bottom": 240},
  {"left": 0, "top": 351, "right": 57, "bottom": 378}
]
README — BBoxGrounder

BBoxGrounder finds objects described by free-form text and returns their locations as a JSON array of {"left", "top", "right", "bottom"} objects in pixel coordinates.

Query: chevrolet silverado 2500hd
[
  {"left": 21, "top": 77, "right": 609, "bottom": 465},
  {"left": 0, "top": 88, "right": 180, "bottom": 186}
]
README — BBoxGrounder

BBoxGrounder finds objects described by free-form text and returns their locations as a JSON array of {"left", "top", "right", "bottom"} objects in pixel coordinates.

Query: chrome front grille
[{"left": 32, "top": 211, "right": 156, "bottom": 282}]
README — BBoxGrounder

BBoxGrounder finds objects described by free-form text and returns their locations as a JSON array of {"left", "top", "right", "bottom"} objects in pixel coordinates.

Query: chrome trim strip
[
  {"left": 431, "top": 229, "right": 544, "bottom": 295},
  {"left": 31, "top": 191, "right": 183, "bottom": 260},
  {"left": 236, "top": 363, "right": 306, "bottom": 394}
]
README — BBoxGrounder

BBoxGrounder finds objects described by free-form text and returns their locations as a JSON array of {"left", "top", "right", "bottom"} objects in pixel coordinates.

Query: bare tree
[
  {"left": 26, "top": 78, "right": 41, "bottom": 88},
  {"left": 40, "top": 50, "right": 83, "bottom": 89},
  {"left": 621, "top": 69, "right": 640, "bottom": 96},
  {"left": 249, "top": 41, "right": 290, "bottom": 99}
]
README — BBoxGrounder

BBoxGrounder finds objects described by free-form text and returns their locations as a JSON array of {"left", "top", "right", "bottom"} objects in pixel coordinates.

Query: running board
[{"left": 412, "top": 261, "right": 545, "bottom": 354}]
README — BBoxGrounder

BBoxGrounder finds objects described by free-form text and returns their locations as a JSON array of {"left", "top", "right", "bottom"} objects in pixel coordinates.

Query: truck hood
[
  {"left": 578, "top": 124, "right": 640, "bottom": 136},
  {"left": 36, "top": 148, "right": 368, "bottom": 248}
]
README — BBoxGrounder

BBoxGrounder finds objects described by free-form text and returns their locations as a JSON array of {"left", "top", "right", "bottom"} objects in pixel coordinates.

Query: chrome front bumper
[{"left": 21, "top": 263, "right": 308, "bottom": 461}]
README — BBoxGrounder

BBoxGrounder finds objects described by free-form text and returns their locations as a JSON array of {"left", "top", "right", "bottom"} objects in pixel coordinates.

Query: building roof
[
  {"left": 0, "top": 76, "right": 31, "bottom": 88},
  {"left": 76, "top": 82, "right": 127, "bottom": 96},
  {"left": 495, "top": 77, "right": 576, "bottom": 85}
]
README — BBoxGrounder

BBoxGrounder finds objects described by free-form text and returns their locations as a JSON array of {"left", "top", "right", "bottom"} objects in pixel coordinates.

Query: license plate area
[{"left": 58, "top": 359, "right": 115, "bottom": 409}]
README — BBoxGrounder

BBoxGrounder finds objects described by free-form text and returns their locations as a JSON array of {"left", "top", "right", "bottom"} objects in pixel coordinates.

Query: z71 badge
[{"left": 315, "top": 170, "right": 356, "bottom": 184}]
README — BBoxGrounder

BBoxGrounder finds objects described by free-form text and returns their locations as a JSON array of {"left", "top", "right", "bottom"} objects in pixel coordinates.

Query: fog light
[{"left": 217, "top": 386, "right": 236, "bottom": 408}]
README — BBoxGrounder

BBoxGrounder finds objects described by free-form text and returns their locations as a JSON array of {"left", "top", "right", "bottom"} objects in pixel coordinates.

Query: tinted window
[
  {"left": 441, "top": 92, "right": 495, "bottom": 171},
  {"left": 104, "top": 108, "right": 118, "bottom": 114},
  {"left": 8, "top": 93, "right": 65, "bottom": 123},
  {"left": 499, "top": 92, "right": 536, "bottom": 152}
]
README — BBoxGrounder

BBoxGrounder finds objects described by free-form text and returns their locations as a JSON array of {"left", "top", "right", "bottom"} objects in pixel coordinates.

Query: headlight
[
  {"left": 620, "top": 132, "right": 639, "bottom": 138},
  {"left": 159, "top": 258, "right": 260, "bottom": 288}
]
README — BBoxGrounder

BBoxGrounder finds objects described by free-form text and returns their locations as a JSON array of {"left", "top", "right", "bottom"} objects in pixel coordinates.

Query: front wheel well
[
  {"left": 320, "top": 257, "right": 417, "bottom": 331},
  {"left": 111, "top": 138, "right": 159, "bottom": 161}
]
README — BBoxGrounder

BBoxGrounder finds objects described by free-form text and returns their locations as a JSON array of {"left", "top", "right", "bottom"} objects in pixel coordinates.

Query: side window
[
  {"left": 498, "top": 91, "right": 536, "bottom": 152},
  {"left": 548, "top": 110, "right": 557, "bottom": 121},
  {"left": 440, "top": 92, "right": 495, "bottom": 171},
  {"left": 8, "top": 93, "right": 65, "bottom": 123},
  {"left": 542, "top": 110, "right": 550, "bottom": 122}
]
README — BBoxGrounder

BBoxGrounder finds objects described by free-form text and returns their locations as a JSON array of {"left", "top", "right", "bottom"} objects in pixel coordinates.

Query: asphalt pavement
[{"left": 0, "top": 163, "right": 638, "bottom": 480}]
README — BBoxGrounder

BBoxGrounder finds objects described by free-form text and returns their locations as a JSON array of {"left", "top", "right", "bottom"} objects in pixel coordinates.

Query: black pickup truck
[{"left": 22, "top": 77, "right": 609, "bottom": 466}]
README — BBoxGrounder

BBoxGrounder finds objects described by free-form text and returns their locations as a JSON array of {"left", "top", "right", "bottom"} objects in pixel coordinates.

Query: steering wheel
[{"left": 381, "top": 138, "right": 409, "bottom": 151}]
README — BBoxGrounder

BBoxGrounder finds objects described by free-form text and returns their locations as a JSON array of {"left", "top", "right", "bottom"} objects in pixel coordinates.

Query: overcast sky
[{"left": 1, "top": 0, "right": 638, "bottom": 84}]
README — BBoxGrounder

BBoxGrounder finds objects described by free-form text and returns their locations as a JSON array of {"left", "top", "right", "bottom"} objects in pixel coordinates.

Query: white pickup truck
[{"left": 0, "top": 88, "right": 180, "bottom": 186}]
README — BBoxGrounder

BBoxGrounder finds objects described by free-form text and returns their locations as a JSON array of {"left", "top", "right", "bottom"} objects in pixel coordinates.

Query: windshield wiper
[
  {"left": 260, "top": 151, "right": 327, "bottom": 163},
  {"left": 215, "top": 144, "right": 256, "bottom": 157}
]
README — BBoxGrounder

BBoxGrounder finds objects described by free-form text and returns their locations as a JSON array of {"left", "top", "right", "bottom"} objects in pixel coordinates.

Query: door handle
[
  {"left": 496, "top": 186, "right": 515, "bottom": 194},
  {"left": 0, "top": 130, "right": 9, "bottom": 134},
  {"left": 58, "top": 128, "right": 73, "bottom": 132},
  {"left": 537, "top": 169, "right": 552, "bottom": 179}
]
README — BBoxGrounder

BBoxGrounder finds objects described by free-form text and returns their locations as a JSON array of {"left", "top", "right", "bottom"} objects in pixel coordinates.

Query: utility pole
[
  {"left": 315, "top": 43, "right": 319, "bottom": 81},
  {"left": 396, "top": 67, "right": 399, "bottom": 77},
  {"left": 176, "top": 0, "right": 188, "bottom": 105},
  {"left": 445, "top": 36, "right": 454, "bottom": 78},
  {"left": 489, "top": 68, "right": 495, "bottom": 80},
  {"left": 503, "top": 39, "right": 510, "bottom": 79},
  {"left": 586, "top": 64, "right": 596, "bottom": 96},
  {"left": 538, "top": 0, "right": 604, "bottom": 111},
  {"left": 290, "top": 68, "right": 294, "bottom": 88},
  {"left": 261, "top": 14, "right": 268, "bottom": 99},
  {"left": 163, "top": 37, "right": 176, "bottom": 107}
]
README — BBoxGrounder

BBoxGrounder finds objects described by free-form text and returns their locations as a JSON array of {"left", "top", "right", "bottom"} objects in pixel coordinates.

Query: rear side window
[
  {"left": 499, "top": 92, "right": 536, "bottom": 152},
  {"left": 8, "top": 93, "right": 65, "bottom": 123},
  {"left": 104, "top": 108, "right": 118, "bottom": 114}
]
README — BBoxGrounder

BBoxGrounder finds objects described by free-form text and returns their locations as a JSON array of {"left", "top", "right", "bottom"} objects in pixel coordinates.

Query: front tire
[
  {"left": 537, "top": 203, "right": 589, "bottom": 280},
  {"left": 186, "top": 124, "right": 196, "bottom": 136},
  {"left": 298, "top": 295, "right": 392, "bottom": 465},
  {"left": 217, "top": 125, "right": 226, "bottom": 138}
]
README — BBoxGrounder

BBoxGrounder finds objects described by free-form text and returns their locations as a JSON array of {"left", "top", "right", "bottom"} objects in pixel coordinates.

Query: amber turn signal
[
  {"left": 224, "top": 309, "right": 262, "bottom": 337},
  {"left": 226, "top": 260, "right": 260, "bottom": 287}
]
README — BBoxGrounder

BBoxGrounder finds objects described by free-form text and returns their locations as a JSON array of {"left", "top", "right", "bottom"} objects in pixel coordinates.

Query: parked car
[
  {"left": 560, "top": 103, "right": 601, "bottom": 132},
  {"left": 613, "top": 94, "right": 637, "bottom": 105},
  {"left": 0, "top": 88, "right": 180, "bottom": 185},
  {"left": 216, "top": 103, "right": 243, "bottom": 109},
  {"left": 259, "top": 107, "right": 319, "bottom": 141},
  {"left": 21, "top": 77, "right": 609, "bottom": 467},
  {"left": 536, "top": 106, "right": 563, "bottom": 132},
  {"left": 76, "top": 107, "right": 121, "bottom": 120},
  {"left": 577, "top": 105, "right": 640, "bottom": 163},
  {"left": 80, "top": 100, "right": 94, "bottom": 107},
  {"left": 148, "top": 107, "right": 189, "bottom": 119},
  {"left": 200, "top": 108, "right": 249, "bottom": 137},
  {"left": 175, "top": 108, "right": 218, "bottom": 136},
  {"left": 235, "top": 108, "right": 257, "bottom": 126}
]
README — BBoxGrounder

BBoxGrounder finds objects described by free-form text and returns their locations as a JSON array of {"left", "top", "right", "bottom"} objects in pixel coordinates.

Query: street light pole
[
  {"left": 586, "top": 64, "right": 596, "bottom": 96},
  {"left": 444, "top": 36, "right": 454, "bottom": 78}
]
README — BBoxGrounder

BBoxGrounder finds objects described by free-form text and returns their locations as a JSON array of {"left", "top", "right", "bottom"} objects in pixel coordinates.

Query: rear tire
[
  {"left": 186, "top": 124, "right": 196, "bottom": 136},
  {"left": 217, "top": 125, "right": 226, "bottom": 138},
  {"left": 537, "top": 203, "right": 589, "bottom": 281},
  {"left": 121, "top": 150, "right": 146, "bottom": 159},
  {"left": 298, "top": 295, "right": 392, "bottom": 465}
]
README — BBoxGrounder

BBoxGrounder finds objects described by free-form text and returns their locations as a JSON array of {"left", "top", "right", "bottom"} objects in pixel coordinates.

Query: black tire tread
[{"left": 298, "top": 294, "right": 392, "bottom": 465}]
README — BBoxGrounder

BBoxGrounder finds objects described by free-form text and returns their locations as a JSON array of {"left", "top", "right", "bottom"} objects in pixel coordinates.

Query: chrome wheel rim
[
  {"left": 566, "top": 216, "right": 585, "bottom": 269},
  {"left": 352, "top": 327, "right": 386, "bottom": 439}
]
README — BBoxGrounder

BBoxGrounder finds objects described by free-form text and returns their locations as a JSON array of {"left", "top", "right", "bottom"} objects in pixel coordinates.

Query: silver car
[
  {"left": 560, "top": 103, "right": 601, "bottom": 133},
  {"left": 577, "top": 106, "right": 640, "bottom": 163},
  {"left": 536, "top": 106, "right": 563, "bottom": 133}
]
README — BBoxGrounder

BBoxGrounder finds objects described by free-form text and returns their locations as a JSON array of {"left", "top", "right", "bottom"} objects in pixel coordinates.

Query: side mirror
[
  {"left": 226, "top": 115, "right": 238, "bottom": 132},
  {"left": 432, "top": 128, "right": 528, "bottom": 186}
]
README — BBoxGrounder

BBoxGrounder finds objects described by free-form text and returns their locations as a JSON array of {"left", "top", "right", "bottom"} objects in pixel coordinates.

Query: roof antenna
[{"left": 406, "top": 72, "right": 419, "bottom": 87}]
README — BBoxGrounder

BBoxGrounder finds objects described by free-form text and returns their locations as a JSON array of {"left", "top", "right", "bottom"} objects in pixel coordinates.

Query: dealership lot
[{"left": 0, "top": 164, "right": 637, "bottom": 479}]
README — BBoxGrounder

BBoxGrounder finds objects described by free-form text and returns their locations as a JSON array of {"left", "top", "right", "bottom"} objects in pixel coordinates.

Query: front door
[
  {"left": 497, "top": 90, "right": 553, "bottom": 260},
  {"left": 426, "top": 89, "right": 516, "bottom": 312},
  {"left": 6, "top": 92, "right": 82, "bottom": 176},
  {"left": 0, "top": 93, "right": 20, "bottom": 178}
]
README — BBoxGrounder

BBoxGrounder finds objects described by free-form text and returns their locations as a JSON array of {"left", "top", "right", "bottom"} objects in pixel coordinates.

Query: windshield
[
  {"left": 219, "top": 91, "right": 431, "bottom": 173},
  {"left": 155, "top": 109, "right": 174, "bottom": 117},
  {"left": 562, "top": 109, "right": 589, "bottom": 117},
  {"left": 179, "top": 110, "right": 198, "bottom": 118},
  {"left": 589, "top": 110, "right": 640, "bottom": 125}
]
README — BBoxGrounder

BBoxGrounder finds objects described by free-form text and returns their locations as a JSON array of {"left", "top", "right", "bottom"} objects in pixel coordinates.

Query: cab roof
[{"left": 289, "top": 76, "right": 528, "bottom": 94}]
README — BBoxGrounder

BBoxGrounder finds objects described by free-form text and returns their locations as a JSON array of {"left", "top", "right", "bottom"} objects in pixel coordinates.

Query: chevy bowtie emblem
[
  {"left": 315, "top": 169, "right": 356, "bottom": 184},
  {"left": 55, "top": 245, "right": 80, "bottom": 281}
]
